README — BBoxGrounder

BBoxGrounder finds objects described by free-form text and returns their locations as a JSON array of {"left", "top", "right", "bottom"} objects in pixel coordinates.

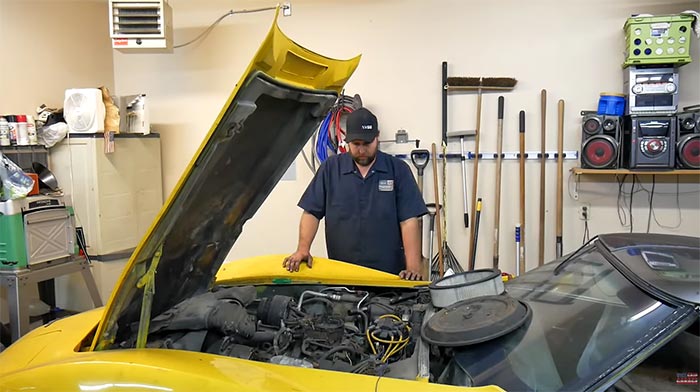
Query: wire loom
[
  {"left": 366, "top": 314, "right": 411, "bottom": 363},
  {"left": 315, "top": 94, "right": 362, "bottom": 163}
]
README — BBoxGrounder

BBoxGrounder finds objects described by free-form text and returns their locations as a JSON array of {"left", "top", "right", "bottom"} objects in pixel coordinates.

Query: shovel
[{"left": 410, "top": 149, "right": 430, "bottom": 195}]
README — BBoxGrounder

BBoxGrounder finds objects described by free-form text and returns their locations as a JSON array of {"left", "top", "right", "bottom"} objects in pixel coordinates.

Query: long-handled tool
[
  {"left": 410, "top": 149, "right": 430, "bottom": 265},
  {"left": 425, "top": 203, "right": 438, "bottom": 280},
  {"left": 556, "top": 99, "right": 565, "bottom": 258},
  {"left": 426, "top": 203, "right": 464, "bottom": 280},
  {"left": 493, "top": 96, "right": 505, "bottom": 269},
  {"left": 447, "top": 130, "right": 474, "bottom": 228},
  {"left": 519, "top": 110, "right": 526, "bottom": 275},
  {"left": 459, "top": 132, "right": 469, "bottom": 228},
  {"left": 539, "top": 89, "right": 547, "bottom": 266},
  {"left": 469, "top": 198, "right": 482, "bottom": 270},
  {"left": 515, "top": 225, "right": 521, "bottom": 276},
  {"left": 431, "top": 143, "right": 444, "bottom": 279},
  {"left": 410, "top": 149, "right": 430, "bottom": 195},
  {"left": 442, "top": 67, "right": 517, "bottom": 270}
]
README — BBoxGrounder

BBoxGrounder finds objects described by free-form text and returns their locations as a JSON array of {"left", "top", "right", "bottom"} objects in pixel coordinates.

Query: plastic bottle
[
  {"left": 0, "top": 117, "right": 10, "bottom": 146},
  {"left": 17, "top": 115, "right": 29, "bottom": 145},
  {"left": 26, "top": 115, "right": 38, "bottom": 145},
  {"left": 6, "top": 115, "right": 18, "bottom": 145}
]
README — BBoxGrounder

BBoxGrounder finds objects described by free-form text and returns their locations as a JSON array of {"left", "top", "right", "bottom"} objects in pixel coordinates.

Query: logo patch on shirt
[{"left": 378, "top": 179, "right": 394, "bottom": 192}]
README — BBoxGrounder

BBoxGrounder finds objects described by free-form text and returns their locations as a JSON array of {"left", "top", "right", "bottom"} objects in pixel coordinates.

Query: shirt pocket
[{"left": 327, "top": 189, "right": 355, "bottom": 221}]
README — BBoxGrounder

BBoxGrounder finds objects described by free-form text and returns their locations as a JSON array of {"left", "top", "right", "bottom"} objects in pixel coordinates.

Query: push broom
[{"left": 444, "top": 72, "right": 517, "bottom": 269}]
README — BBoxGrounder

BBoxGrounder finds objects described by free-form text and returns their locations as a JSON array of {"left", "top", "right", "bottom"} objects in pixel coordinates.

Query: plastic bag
[
  {"left": 0, "top": 152, "right": 34, "bottom": 201},
  {"left": 38, "top": 121, "right": 68, "bottom": 148}
]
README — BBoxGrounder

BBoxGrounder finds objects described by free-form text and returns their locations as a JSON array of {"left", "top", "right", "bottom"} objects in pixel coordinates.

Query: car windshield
[{"left": 442, "top": 244, "right": 691, "bottom": 391}]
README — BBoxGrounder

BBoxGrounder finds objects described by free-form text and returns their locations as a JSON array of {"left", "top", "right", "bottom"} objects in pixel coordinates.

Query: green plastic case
[{"left": 624, "top": 14, "right": 694, "bottom": 67}]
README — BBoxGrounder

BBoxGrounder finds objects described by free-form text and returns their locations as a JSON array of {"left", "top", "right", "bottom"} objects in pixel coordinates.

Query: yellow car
[{"left": 2, "top": 9, "right": 699, "bottom": 392}]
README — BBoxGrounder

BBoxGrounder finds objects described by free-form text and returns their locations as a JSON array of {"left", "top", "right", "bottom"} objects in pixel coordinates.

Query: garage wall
[
  {"left": 111, "top": 0, "right": 700, "bottom": 274},
  {"left": 0, "top": 0, "right": 114, "bottom": 112}
]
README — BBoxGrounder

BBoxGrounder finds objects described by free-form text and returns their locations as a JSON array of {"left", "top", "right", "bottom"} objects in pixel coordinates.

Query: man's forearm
[
  {"left": 297, "top": 211, "right": 320, "bottom": 252},
  {"left": 400, "top": 217, "right": 422, "bottom": 273}
]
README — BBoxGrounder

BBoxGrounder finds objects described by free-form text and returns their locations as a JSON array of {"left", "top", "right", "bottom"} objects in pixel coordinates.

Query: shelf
[{"left": 572, "top": 167, "right": 700, "bottom": 176}]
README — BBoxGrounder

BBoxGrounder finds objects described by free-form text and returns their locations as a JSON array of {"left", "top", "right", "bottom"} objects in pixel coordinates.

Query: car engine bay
[{"left": 139, "top": 284, "right": 438, "bottom": 380}]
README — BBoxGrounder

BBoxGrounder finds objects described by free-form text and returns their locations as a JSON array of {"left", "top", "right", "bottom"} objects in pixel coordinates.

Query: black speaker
[
  {"left": 676, "top": 112, "right": 700, "bottom": 169},
  {"left": 580, "top": 113, "right": 621, "bottom": 169},
  {"left": 622, "top": 115, "right": 676, "bottom": 169}
]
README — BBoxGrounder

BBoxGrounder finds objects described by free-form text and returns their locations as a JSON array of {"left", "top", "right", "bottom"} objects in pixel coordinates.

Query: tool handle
[
  {"left": 464, "top": 213, "right": 469, "bottom": 228},
  {"left": 519, "top": 110, "right": 526, "bottom": 275},
  {"left": 539, "top": 89, "right": 547, "bottom": 267},
  {"left": 468, "top": 93, "right": 483, "bottom": 265},
  {"left": 431, "top": 143, "right": 445, "bottom": 278},
  {"left": 498, "top": 96, "right": 504, "bottom": 120},
  {"left": 441, "top": 62, "right": 448, "bottom": 145},
  {"left": 470, "top": 198, "right": 483, "bottom": 271},
  {"left": 556, "top": 100, "right": 564, "bottom": 258}
]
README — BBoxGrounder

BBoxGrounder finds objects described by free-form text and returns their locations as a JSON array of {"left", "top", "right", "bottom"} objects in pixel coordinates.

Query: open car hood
[{"left": 92, "top": 10, "right": 360, "bottom": 350}]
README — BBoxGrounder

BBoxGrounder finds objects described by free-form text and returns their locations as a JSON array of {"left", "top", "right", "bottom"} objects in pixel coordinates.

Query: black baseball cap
[{"left": 345, "top": 108, "right": 379, "bottom": 142}]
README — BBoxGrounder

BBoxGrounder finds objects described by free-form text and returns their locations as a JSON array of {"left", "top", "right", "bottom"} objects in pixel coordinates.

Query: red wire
[{"left": 332, "top": 106, "right": 352, "bottom": 153}]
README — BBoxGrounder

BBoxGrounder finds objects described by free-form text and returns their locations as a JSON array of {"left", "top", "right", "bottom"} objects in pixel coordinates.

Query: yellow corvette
[{"left": 2, "top": 9, "right": 699, "bottom": 392}]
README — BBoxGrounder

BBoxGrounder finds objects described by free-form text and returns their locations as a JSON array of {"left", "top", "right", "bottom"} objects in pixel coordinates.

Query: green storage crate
[
  {"left": 0, "top": 196, "right": 75, "bottom": 269},
  {"left": 623, "top": 14, "right": 694, "bottom": 67},
  {"left": 0, "top": 210, "right": 28, "bottom": 269}
]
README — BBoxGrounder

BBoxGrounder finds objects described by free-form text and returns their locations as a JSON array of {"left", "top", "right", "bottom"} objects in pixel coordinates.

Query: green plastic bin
[{"left": 623, "top": 14, "right": 694, "bottom": 67}]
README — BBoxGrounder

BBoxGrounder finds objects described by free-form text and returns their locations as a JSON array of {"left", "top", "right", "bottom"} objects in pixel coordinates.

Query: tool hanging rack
[{"left": 395, "top": 151, "right": 579, "bottom": 161}]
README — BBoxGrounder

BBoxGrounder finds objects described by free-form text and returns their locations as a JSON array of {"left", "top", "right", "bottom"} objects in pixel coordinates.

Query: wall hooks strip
[{"left": 395, "top": 150, "right": 579, "bottom": 161}]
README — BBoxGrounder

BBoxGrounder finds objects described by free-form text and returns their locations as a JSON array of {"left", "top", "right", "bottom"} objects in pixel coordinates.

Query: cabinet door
[
  {"left": 95, "top": 137, "right": 163, "bottom": 254},
  {"left": 49, "top": 138, "right": 100, "bottom": 253}
]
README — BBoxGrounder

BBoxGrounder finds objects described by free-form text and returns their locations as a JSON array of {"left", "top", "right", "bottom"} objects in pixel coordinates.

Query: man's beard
[{"left": 352, "top": 152, "right": 376, "bottom": 167}]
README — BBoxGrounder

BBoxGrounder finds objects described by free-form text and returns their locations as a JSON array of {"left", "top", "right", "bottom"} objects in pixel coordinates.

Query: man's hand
[
  {"left": 283, "top": 250, "right": 313, "bottom": 272},
  {"left": 399, "top": 269, "right": 423, "bottom": 281}
]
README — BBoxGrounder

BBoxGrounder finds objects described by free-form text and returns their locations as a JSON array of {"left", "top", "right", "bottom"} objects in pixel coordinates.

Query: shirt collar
[{"left": 340, "top": 151, "right": 389, "bottom": 174}]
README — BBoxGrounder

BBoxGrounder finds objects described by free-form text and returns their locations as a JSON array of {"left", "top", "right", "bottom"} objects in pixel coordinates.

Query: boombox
[
  {"left": 622, "top": 115, "right": 676, "bottom": 169},
  {"left": 580, "top": 112, "right": 621, "bottom": 169},
  {"left": 623, "top": 65, "right": 679, "bottom": 114},
  {"left": 677, "top": 111, "right": 700, "bottom": 169}
]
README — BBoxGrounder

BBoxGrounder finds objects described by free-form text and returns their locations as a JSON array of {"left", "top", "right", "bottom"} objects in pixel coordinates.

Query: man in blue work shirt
[{"left": 283, "top": 108, "right": 427, "bottom": 280}]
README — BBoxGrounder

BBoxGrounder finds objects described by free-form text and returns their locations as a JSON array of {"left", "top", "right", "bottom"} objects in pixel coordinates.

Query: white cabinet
[{"left": 50, "top": 134, "right": 163, "bottom": 257}]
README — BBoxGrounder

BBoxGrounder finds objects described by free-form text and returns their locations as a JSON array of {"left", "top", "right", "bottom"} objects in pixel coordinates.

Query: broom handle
[
  {"left": 519, "top": 110, "right": 526, "bottom": 275},
  {"left": 539, "top": 89, "right": 546, "bottom": 266},
  {"left": 470, "top": 198, "right": 483, "bottom": 270},
  {"left": 468, "top": 90, "right": 482, "bottom": 268},
  {"left": 556, "top": 100, "right": 564, "bottom": 258},
  {"left": 493, "top": 96, "right": 504, "bottom": 269},
  {"left": 431, "top": 143, "right": 444, "bottom": 278}
]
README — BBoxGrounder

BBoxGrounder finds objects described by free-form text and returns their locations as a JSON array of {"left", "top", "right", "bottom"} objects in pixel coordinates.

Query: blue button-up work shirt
[{"left": 298, "top": 151, "right": 428, "bottom": 274}]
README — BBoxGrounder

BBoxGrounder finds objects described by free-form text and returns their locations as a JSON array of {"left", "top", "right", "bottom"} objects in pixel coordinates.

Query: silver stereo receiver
[{"left": 623, "top": 65, "right": 679, "bottom": 115}]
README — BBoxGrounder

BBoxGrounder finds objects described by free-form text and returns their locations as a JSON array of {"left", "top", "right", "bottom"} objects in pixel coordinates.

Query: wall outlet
[
  {"left": 282, "top": 2, "right": 292, "bottom": 16},
  {"left": 578, "top": 203, "right": 591, "bottom": 221}
]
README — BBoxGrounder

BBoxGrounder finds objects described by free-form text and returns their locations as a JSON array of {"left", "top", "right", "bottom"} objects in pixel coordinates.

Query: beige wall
[
  {"left": 2, "top": 0, "right": 699, "bottom": 284},
  {"left": 0, "top": 0, "right": 114, "bottom": 112},
  {"left": 111, "top": 0, "right": 700, "bottom": 274}
]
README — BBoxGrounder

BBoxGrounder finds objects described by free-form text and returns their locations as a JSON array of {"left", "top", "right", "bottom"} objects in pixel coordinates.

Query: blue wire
[{"left": 316, "top": 112, "right": 333, "bottom": 163}]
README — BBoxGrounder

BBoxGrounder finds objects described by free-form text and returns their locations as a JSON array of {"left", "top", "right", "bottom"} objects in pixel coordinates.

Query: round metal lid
[{"left": 421, "top": 295, "right": 531, "bottom": 347}]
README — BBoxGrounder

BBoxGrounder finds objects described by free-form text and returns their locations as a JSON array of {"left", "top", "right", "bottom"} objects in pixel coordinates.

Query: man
[{"left": 283, "top": 107, "right": 427, "bottom": 280}]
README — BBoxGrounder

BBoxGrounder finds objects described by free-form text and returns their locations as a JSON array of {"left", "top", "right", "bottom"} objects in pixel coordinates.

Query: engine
[{"left": 144, "top": 285, "right": 430, "bottom": 378}]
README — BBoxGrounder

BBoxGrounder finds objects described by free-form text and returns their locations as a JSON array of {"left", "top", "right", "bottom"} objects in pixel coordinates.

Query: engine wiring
[{"left": 366, "top": 314, "right": 412, "bottom": 363}]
